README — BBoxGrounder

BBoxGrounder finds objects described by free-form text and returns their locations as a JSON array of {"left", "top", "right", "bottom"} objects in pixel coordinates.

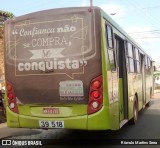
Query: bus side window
[
  {"left": 145, "top": 56, "right": 148, "bottom": 69},
  {"left": 126, "top": 42, "right": 135, "bottom": 73},
  {"left": 148, "top": 57, "right": 151, "bottom": 68},
  {"left": 135, "top": 48, "right": 141, "bottom": 73},
  {"left": 106, "top": 24, "right": 116, "bottom": 71},
  {"left": 106, "top": 25, "right": 114, "bottom": 48},
  {"left": 147, "top": 57, "right": 151, "bottom": 74}
]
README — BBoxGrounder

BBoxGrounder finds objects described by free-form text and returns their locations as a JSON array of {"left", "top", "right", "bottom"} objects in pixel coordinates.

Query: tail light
[
  {"left": 6, "top": 81, "right": 19, "bottom": 113},
  {"left": 88, "top": 75, "right": 103, "bottom": 114}
]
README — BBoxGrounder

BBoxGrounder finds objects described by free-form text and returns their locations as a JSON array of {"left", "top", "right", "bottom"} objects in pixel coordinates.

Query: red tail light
[
  {"left": 8, "top": 93, "right": 14, "bottom": 100},
  {"left": 88, "top": 75, "right": 103, "bottom": 114},
  {"left": 6, "top": 81, "right": 19, "bottom": 113},
  {"left": 91, "top": 91, "right": 100, "bottom": 98},
  {"left": 92, "top": 80, "right": 101, "bottom": 89},
  {"left": 6, "top": 84, "right": 12, "bottom": 91}
]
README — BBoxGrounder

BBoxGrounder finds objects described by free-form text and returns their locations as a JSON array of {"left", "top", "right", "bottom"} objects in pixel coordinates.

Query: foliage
[
  {"left": 154, "top": 72, "right": 160, "bottom": 81},
  {"left": 0, "top": 10, "right": 14, "bottom": 39},
  {"left": 0, "top": 10, "right": 14, "bottom": 28},
  {"left": 0, "top": 10, "right": 14, "bottom": 18}
]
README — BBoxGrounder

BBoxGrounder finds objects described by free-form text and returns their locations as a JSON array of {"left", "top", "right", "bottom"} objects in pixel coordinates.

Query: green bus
[{"left": 4, "top": 7, "right": 153, "bottom": 130}]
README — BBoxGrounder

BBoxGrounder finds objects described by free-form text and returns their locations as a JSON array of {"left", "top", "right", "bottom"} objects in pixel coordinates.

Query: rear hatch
[{"left": 5, "top": 7, "right": 102, "bottom": 117}]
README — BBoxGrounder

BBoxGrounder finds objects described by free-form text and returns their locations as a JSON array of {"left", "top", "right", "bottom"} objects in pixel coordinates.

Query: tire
[
  {"left": 145, "top": 101, "right": 151, "bottom": 108},
  {"left": 130, "top": 97, "right": 138, "bottom": 125},
  {"left": 146, "top": 88, "right": 152, "bottom": 107},
  {"left": 150, "top": 87, "right": 152, "bottom": 98}
]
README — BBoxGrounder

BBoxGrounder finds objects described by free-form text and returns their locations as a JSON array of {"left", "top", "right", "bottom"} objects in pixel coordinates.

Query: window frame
[
  {"left": 105, "top": 23, "right": 116, "bottom": 72},
  {"left": 134, "top": 47, "right": 141, "bottom": 73},
  {"left": 106, "top": 25, "right": 114, "bottom": 48},
  {"left": 148, "top": 57, "right": 151, "bottom": 68},
  {"left": 145, "top": 56, "right": 148, "bottom": 69},
  {"left": 126, "top": 42, "right": 135, "bottom": 73}
]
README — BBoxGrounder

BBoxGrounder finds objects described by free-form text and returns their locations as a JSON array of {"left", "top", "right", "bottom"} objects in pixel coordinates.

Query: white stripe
[{"left": 30, "top": 48, "right": 65, "bottom": 59}]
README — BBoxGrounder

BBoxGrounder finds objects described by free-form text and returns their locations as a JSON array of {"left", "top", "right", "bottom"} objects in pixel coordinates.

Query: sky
[{"left": 1, "top": 0, "right": 160, "bottom": 63}]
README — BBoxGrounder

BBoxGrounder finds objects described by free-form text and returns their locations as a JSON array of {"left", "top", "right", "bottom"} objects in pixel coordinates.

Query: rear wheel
[
  {"left": 146, "top": 88, "right": 152, "bottom": 107},
  {"left": 150, "top": 87, "right": 153, "bottom": 98},
  {"left": 145, "top": 101, "right": 151, "bottom": 107},
  {"left": 131, "top": 97, "right": 138, "bottom": 125}
]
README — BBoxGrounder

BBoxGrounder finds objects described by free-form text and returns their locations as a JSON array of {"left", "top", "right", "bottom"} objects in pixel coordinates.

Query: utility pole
[
  {"left": 89, "top": 0, "right": 93, "bottom": 12},
  {"left": 90, "top": 0, "right": 93, "bottom": 7}
]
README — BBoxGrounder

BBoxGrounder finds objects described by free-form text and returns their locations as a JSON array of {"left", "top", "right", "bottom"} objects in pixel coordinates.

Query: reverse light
[
  {"left": 9, "top": 102, "right": 15, "bottom": 109},
  {"left": 92, "top": 101, "right": 99, "bottom": 109}
]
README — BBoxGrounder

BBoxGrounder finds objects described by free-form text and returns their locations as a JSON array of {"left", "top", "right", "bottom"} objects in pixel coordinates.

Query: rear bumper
[
  {"left": 6, "top": 106, "right": 110, "bottom": 130},
  {"left": 20, "top": 115, "right": 87, "bottom": 130}
]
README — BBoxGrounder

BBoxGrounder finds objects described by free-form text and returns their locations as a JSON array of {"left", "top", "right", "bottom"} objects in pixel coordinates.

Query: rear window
[{"left": 6, "top": 10, "right": 96, "bottom": 78}]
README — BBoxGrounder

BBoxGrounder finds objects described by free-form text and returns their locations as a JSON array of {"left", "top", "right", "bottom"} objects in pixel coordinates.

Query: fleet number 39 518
[{"left": 39, "top": 120, "right": 64, "bottom": 128}]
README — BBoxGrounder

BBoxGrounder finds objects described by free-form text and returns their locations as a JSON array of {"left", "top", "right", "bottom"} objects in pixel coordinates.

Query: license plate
[{"left": 39, "top": 120, "right": 64, "bottom": 128}]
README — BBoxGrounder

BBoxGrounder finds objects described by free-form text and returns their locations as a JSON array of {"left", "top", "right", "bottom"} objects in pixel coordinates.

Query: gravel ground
[{"left": 152, "top": 89, "right": 160, "bottom": 99}]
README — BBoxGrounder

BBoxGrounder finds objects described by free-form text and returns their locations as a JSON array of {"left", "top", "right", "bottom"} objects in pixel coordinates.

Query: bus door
[
  {"left": 115, "top": 36, "right": 128, "bottom": 126},
  {"left": 141, "top": 54, "right": 146, "bottom": 106}
]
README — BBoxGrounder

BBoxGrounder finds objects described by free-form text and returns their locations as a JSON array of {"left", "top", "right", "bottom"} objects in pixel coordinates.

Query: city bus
[{"left": 4, "top": 6, "right": 153, "bottom": 130}]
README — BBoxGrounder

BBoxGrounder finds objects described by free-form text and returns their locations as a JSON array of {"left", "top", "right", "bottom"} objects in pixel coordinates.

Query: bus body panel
[
  {"left": 145, "top": 68, "right": 153, "bottom": 103},
  {"left": 88, "top": 106, "right": 109, "bottom": 130},
  {"left": 127, "top": 73, "right": 142, "bottom": 120},
  {"left": 6, "top": 107, "right": 20, "bottom": 127},
  {"left": 18, "top": 114, "right": 88, "bottom": 129},
  {"left": 101, "top": 17, "right": 119, "bottom": 130},
  {"left": 101, "top": 8, "right": 153, "bottom": 126},
  {"left": 18, "top": 104, "right": 87, "bottom": 117},
  {"left": 7, "top": 105, "right": 115, "bottom": 130}
]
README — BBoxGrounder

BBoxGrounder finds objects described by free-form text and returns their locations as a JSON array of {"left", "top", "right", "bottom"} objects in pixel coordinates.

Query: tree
[{"left": 0, "top": 10, "right": 14, "bottom": 80}]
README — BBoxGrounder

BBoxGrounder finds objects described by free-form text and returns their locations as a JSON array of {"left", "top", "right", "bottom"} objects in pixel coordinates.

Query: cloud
[
  {"left": 99, "top": 3, "right": 126, "bottom": 17},
  {"left": 81, "top": 0, "right": 87, "bottom": 6},
  {"left": 126, "top": 26, "right": 160, "bottom": 62},
  {"left": 126, "top": 26, "right": 159, "bottom": 43}
]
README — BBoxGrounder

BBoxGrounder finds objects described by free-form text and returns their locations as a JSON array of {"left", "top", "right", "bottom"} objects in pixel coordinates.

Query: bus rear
[{"left": 4, "top": 7, "right": 106, "bottom": 130}]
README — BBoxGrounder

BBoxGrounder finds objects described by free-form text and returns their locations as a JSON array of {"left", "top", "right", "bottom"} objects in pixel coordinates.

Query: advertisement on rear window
[
  {"left": 5, "top": 8, "right": 101, "bottom": 104},
  {"left": 11, "top": 14, "right": 90, "bottom": 79}
]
